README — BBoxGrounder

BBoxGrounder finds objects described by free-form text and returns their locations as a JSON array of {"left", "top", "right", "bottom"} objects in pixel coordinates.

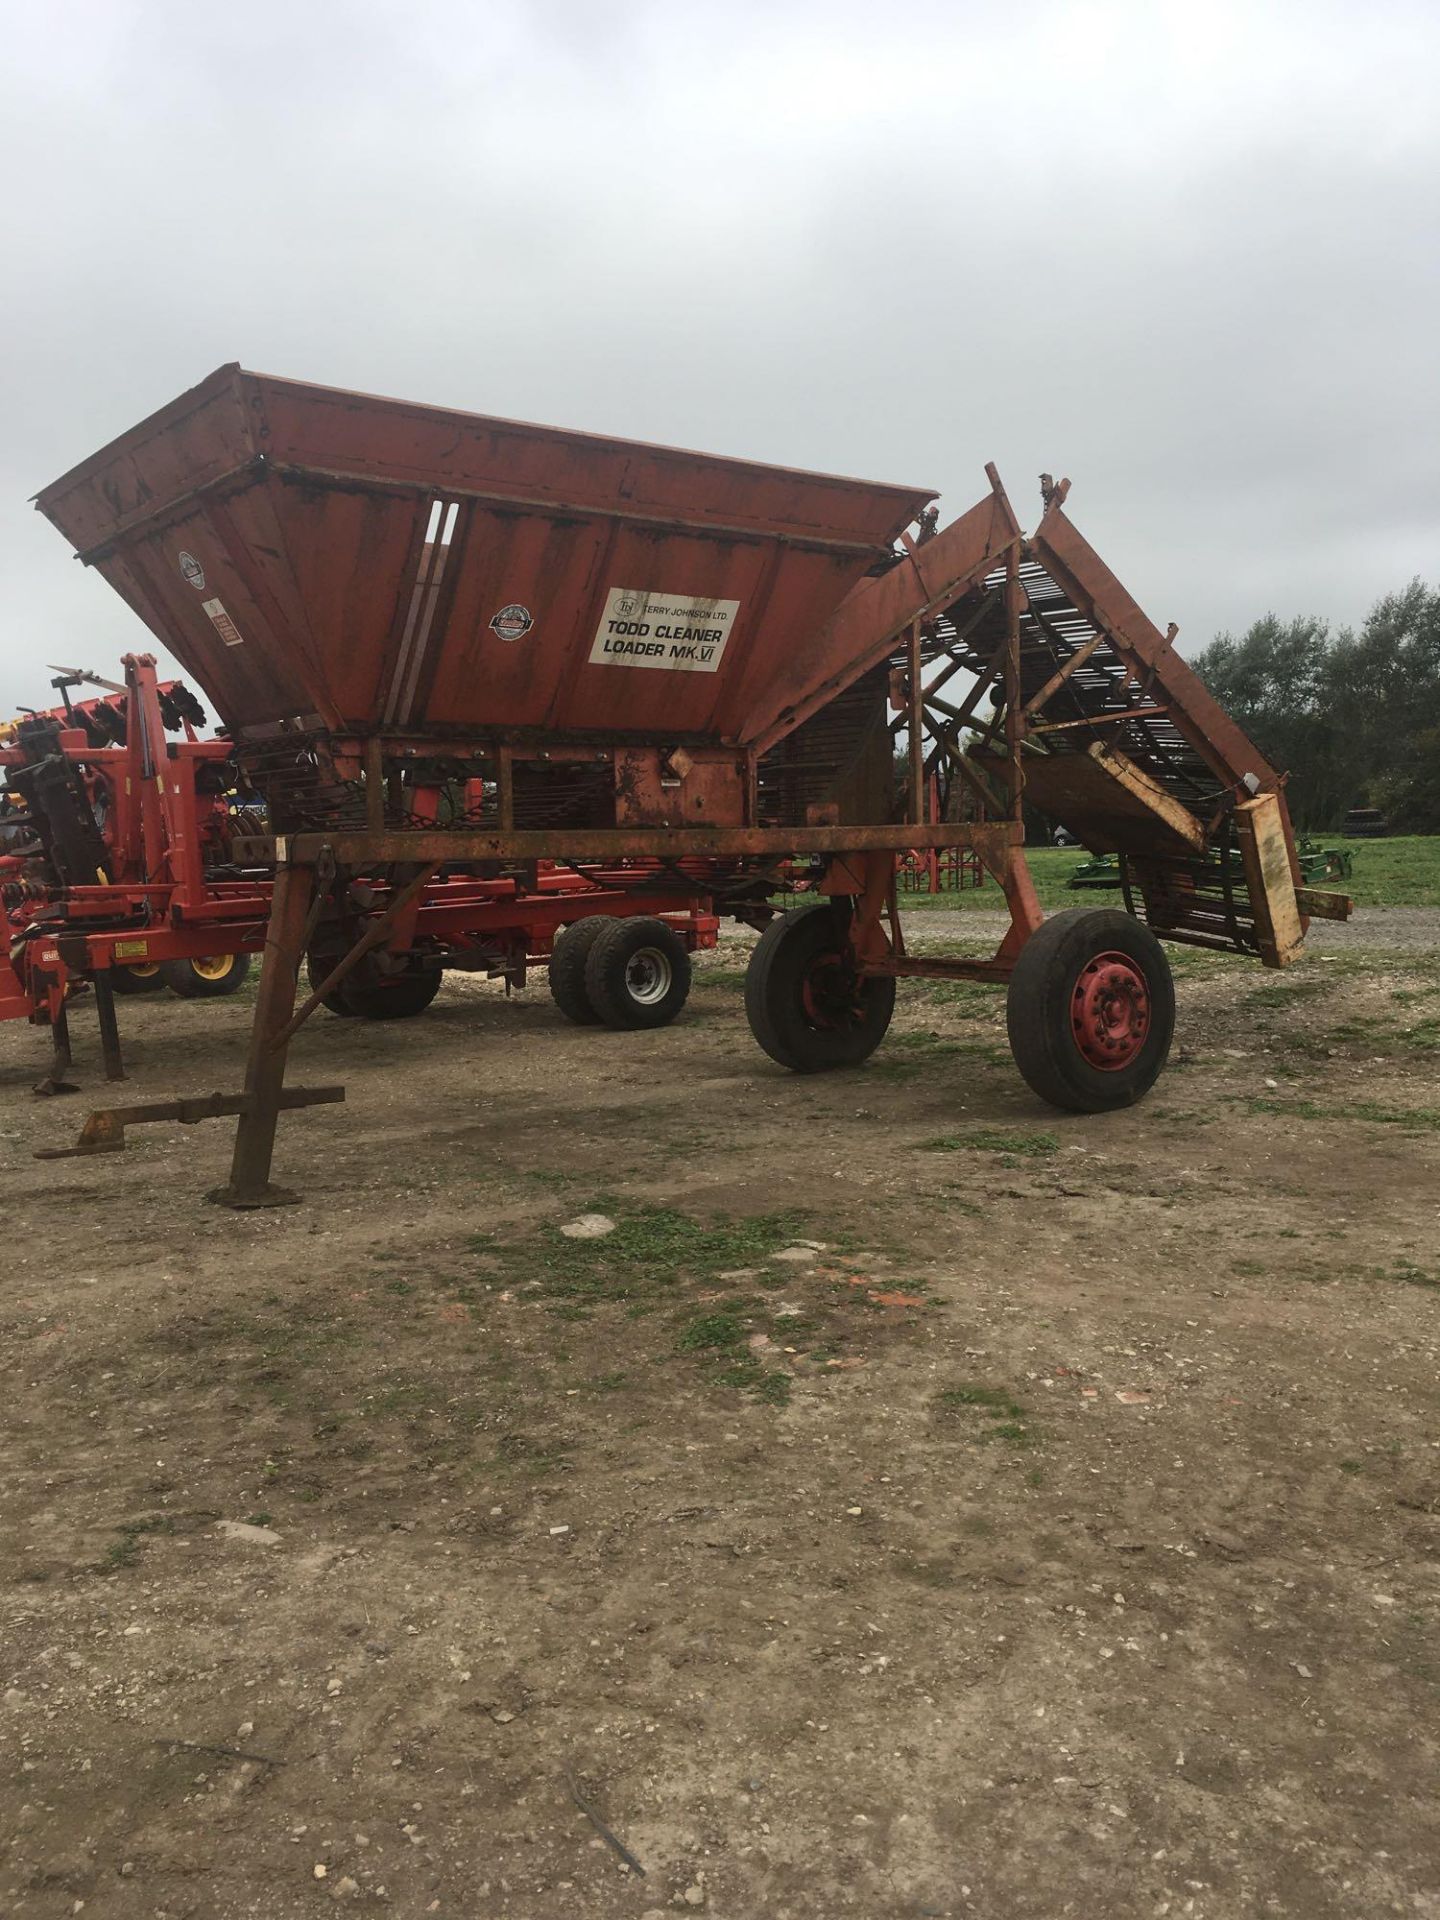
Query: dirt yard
[{"left": 3, "top": 908, "right": 1438, "bottom": 1919}]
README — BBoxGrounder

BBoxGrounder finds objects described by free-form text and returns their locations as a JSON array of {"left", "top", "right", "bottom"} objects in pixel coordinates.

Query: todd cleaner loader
[{"left": 31, "top": 367, "right": 1349, "bottom": 1201}]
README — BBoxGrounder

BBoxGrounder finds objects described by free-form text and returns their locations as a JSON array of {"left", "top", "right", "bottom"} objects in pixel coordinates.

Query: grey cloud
[{"left": 2, "top": 0, "right": 1436, "bottom": 712}]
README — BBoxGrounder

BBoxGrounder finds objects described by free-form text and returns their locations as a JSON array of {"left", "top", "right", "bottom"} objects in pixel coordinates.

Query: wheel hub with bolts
[
  {"left": 744, "top": 906, "right": 895, "bottom": 1072},
  {"left": 799, "top": 953, "right": 863, "bottom": 1030},
  {"left": 623, "top": 946, "right": 673, "bottom": 1006},
  {"left": 1070, "top": 951, "right": 1150, "bottom": 1070},
  {"left": 579, "top": 915, "right": 692, "bottom": 1030}
]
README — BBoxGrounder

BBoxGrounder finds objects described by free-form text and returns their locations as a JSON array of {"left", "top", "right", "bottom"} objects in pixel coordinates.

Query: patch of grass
[
  {"left": 678, "top": 1307, "right": 800, "bottom": 1404},
  {"left": 1242, "top": 979, "right": 1332, "bottom": 1009},
  {"left": 679, "top": 1310, "right": 747, "bottom": 1350},
  {"left": 479, "top": 1201, "right": 815, "bottom": 1405},
  {"left": 1293, "top": 1014, "right": 1440, "bottom": 1059},
  {"left": 501, "top": 1202, "right": 810, "bottom": 1311},
  {"left": 1334, "top": 835, "right": 1440, "bottom": 909},
  {"left": 938, "top": 1383, "right": 1022, "bottom": 1412},
  {"left": 888, "top": 1031, "right": 984, "bottom": 1054},
  {"left": 921, "top": 1128, "right": 1059, "bottom": 1156},
  {"left": 1242, "top": 1096, "right": 1440, "bottom": 1132},
  {"left": 936, "top": 1382, "right": 1036, "bottom": 1447},
  {"left": 1164, "top": 946, "right": 1248, "bottom": 981},
  {"left": 100, "top": 1513, "right": 176, "bottom": 1572},
  {"left": 709, "top": 1357, "right": 792, "bottom": 1405},
  {"left": 145, "top": 1303, "right": 357, "bottom": 1389},
  {"left": 694, "top": 965, "right": 749, "bottom": 990},
  {"left": 906, "top": 978, "right": 1007, "bottom": 1014},
  {"left": 868, "top": 1036, "right": 1008, "bottom": 1079},
  {"left": 367, "top": 1380, "right": 431, "bottom": 1417}
]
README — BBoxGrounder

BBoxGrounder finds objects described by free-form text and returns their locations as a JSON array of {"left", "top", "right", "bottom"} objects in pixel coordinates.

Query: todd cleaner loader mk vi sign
[{"left": 589, "top": 587, "right": 740, "bottom": 673}]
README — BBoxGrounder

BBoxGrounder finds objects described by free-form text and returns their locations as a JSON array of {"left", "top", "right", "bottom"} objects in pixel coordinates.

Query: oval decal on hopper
[{"left": 489, "top": 603, "right": 533, "bottom": 643}]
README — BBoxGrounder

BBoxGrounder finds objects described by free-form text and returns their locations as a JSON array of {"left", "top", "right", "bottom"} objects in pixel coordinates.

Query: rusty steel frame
[
  {"left": 204, "top": 812, "right": 1037, "bottom": 1208},
  {"left": 35, "top": 1084, "right": 345, "bottom": 1161},
  {"left": 278, "top": 822, "right": 998, "bottom": 865}
]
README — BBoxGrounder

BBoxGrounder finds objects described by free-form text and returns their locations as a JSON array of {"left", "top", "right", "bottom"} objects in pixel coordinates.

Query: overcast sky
[{"left": 2, "top": 0, "right": 1436, "bottom": 718}]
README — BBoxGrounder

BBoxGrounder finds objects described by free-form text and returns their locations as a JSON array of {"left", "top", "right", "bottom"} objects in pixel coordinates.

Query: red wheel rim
[
  {"left": 800, "top": 953, "right": 862, "bottom": 1031},
  {"left": 1070, "top": 950, "right": 1151, "bottom": 1070}
]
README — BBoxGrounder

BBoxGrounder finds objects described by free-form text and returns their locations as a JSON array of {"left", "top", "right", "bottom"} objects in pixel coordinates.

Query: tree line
[{"left": 1192, "top": 580, "right": 1440, "bottom": 834}]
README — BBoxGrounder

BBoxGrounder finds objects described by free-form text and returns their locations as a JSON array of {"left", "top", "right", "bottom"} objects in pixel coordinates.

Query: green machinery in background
[{"left": 1068, "top": 837, "right": 1354, "bottom": 893}]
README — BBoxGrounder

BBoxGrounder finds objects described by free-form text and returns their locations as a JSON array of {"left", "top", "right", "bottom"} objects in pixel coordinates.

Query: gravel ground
[{"left": 1, "top": 904, "right": 1437, "bottom": 1919}]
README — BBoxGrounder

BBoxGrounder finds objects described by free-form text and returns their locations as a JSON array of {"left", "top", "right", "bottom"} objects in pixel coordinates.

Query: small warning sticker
[
  {"left": 113, "top": 938, "right": 150, "bottom": 960},
  {"left": 489, "top": 603, "right": 534, "bottom": 643},
  {"left": 201, "top": 597, "right": 245, "bottom": 647},
  {"left": 589, "top": 588, "right": 739, "bottom": 674},
  {"left": 178, "top": 550, "right": 205, "bottom": 590}
]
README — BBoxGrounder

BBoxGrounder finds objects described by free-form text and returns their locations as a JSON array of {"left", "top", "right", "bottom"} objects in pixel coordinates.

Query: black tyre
[
  {"left": 161, "top": 952, "right": 252, "bottom": 999},
  {"left": 743, "top": 904, "right": 895, "bottom": 1072},
  {"left": 109, "top": 962, "right": 165, "bottom": 995},
  {"left": 548, "top": 917, "right": 612, "bottom": 1025},
  {"left": 1006, "top": 908, "right": 1174, "bottom": 1112},
  {"left": 338, "top": 959, "right": 442, "bottom": 1021},
  {"left": 305, "top": 949, "right": 355, "bottom": 1017},
  {"left": 583, "top": 916, "right": 691, "bottom": 1030}
]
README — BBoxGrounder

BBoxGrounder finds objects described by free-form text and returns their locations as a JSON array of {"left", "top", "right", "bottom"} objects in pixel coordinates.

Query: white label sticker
[
  {"left": 178, "top": 550, "right": 206, "bottom": 590},
  {"left": 201, "top": 597, "right": 245, "bottom": 647},
  {"left": 589, "top": 588, "right": 739, "bottom": 673}
]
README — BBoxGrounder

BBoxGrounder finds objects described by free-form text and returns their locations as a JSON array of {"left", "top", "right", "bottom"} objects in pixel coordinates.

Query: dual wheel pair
[
  {"left": 304, "top": 912, "right": 696, "bottom": 1027},
  {"left": 548, "top": 914, "right": 692, "bottom": 1030},
  {"left": 108, "top": 953, "right": 252, "bottom": 999},
  {"left": 745, "top": 903, "right": 1175, "bottom": 1112}
]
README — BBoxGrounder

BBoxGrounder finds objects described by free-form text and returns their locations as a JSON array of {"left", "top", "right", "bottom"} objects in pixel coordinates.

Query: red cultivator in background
[
  {"left": 894, "top": 775, "right": 985, "bottom": 894},
  {"left": 1, "top": 657, "right": 263, "bottom": 1081},
  {"left": 1, "top": 655, "right": 718, "bottom": 1088}
]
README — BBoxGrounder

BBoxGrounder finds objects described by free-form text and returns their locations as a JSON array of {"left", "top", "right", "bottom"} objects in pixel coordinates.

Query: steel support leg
[
  {"left": 93, "top": 973, "right": 125, "bottom": 1082},
  {"left": 34, "top": 1000, "right": 79, "bottom": 1097},
  {"left": 51, "top": 1002, "right": 72, "bottom": 1069},
  {"left": 994, "top": 855, "right": 1046, "bottom": 967},
  {"left": 851, "top": 850, "right": 898, "bottom": 967},
  {"left": 209, "top": 861, "right": 316, "bottom": 1208}
]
